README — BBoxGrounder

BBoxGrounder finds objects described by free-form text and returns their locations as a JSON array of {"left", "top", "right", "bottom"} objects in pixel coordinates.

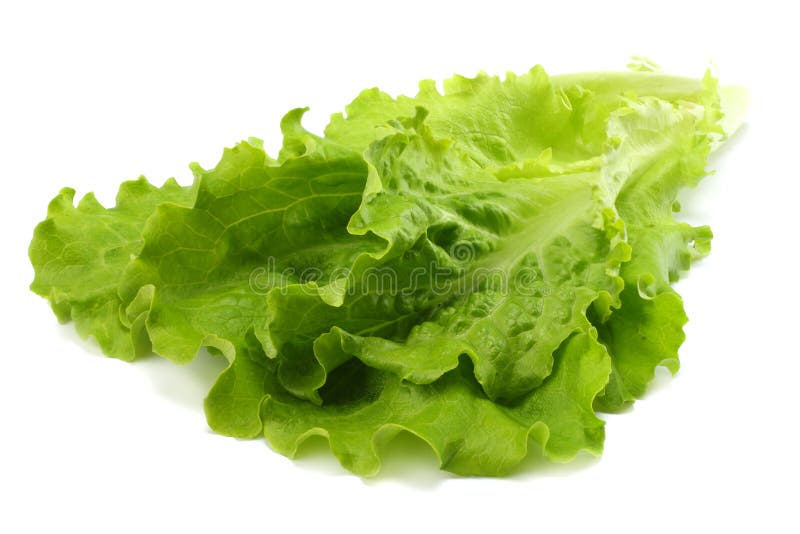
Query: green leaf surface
[
  {"left": 258, "top": 331, "right": 610, "bottom": 477},
  {"left": 29, "top": 63, "right": 741, "bottom": 476},
  {"left": 29, "top": 177, "right": 196, "bottom": 359},
  {"left": 117, "top": 127, "right": 379, "bottom": 369}
]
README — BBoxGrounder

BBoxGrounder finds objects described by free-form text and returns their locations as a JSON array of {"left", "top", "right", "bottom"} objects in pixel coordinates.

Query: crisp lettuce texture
[{"left": 29, "top": 64, "right": 741, "bottom": 476}]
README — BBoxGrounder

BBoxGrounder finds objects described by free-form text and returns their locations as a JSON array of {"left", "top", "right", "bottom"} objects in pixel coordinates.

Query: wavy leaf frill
[{"left": 29, "top": 66, "right": 744, "bottom": 476}]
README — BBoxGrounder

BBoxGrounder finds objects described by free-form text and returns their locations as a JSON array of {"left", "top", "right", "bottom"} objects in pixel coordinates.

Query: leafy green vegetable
[
  {"left": 29, "top": 63, "right": 744, "bottom": 476},
  {"left": 30, "top": 178, "right": 196, "bottom": 360}
]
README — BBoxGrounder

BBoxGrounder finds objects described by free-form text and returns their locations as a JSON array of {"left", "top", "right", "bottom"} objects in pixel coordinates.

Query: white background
[{"left": 1, "top": 1, "right": 798, "bottom": 532}]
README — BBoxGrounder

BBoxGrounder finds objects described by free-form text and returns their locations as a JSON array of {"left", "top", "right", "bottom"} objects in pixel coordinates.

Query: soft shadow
[
  {"left": 644, "top": 365, "right": 677, "bottom": 398},
  {"left": 289, "top": 427, "right": 603, "bottom": 483},
  {"left": 710, "top": 122, "right": 749, "bottom": 160},
  {"left": 677, "top": 122, "right": 749, "bottom": 221},
  {"left": 363, "top": 430, "right": 450, "bottom": 488},
  {"left": 136, "top": 348, "right": 228, "bottom": 411},
  {"left": 54, "top": 320, "right": 108, "bottom": 359},
  {"left": 509, "top": 441, "right": 600, "bottom": 481},
  {"left": 593, "top": 365, "right": 676, "bottom": 416},
  {"left": 291, "top": 435, "right": 355, "bottom": 478},
  {"left": 53, "top": 316, "right": 228, "bottom": 413},
  {"left": 290, "top": 431, "right": 450, "bottom": 488}
]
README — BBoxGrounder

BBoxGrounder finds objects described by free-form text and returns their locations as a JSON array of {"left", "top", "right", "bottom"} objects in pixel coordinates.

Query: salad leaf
[
  {"left": 261, "top": 330, "right": 610, "bottom": 477},
  {"left": 329, "top": 113, "right": 627, "bottom": 402},
  {"left": 29, "top": 63, "right": 742, "bottom": 476},
  {"left": 29, "top": 178, "right": 196, "bottom": 360}
]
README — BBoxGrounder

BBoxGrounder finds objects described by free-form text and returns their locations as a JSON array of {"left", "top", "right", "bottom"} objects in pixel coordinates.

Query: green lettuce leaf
[
  {"left": 593, "top": 76, "right": 723, "bottom": 410},
  {"left": 29, "top": 63, "right": 741, "bottom": 476},
  {"left": 208, "top": 329, "right": 609, "bottom": 476},
  {"left": 324, "top": 68, "right": 733, "bottom": 410},
  {"left": 117, "top": 123, "right": 388, "bottom": 397},
  {"left": 325, "top": 113, "right": 626, "bottom": 402},
  {"left": 29, "top": 178, "right": 196, "bottom": 360}
]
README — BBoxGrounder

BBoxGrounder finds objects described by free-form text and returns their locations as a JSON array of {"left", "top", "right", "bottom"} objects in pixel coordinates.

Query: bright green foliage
[
  {"left": 30, "top": 178, "right": 196, "bottom": 360},
  {"left": 29, "top": 64, "right": 744, "bottom": 476}
]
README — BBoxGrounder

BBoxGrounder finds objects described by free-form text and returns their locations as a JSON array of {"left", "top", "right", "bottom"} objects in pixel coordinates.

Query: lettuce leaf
[
  {"left": 29, "top": 178, "right": 196, "bottom": 360},
  {"left": 29, "top": 63, "right": 742, "bottom": 476}
]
